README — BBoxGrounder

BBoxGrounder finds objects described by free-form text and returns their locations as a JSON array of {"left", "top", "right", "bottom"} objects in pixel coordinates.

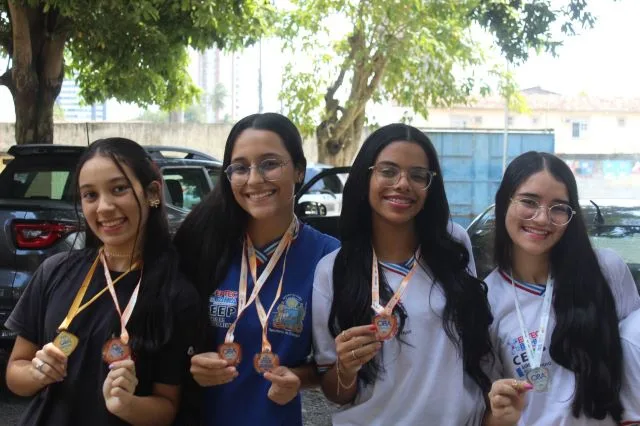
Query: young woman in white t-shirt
[
  {"left": 311, "top": 124, "right": 521, "bottom": 426},
  {"left": 484, "top": 151, "right": 640, "bottom": 425},
  {"left": 620, "top": 307, "right": 640, "bottom": 424}
]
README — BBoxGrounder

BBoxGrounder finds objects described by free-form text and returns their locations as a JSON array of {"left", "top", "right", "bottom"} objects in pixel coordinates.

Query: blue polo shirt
[{"left": 204, "top": 223, "right": 339, "bottom": 425}]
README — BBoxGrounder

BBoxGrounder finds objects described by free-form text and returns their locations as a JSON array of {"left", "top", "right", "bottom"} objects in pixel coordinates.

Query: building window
[
  {"left": 532, "top": 116, "right": 539, "bottom": 125},
  {"left": 474, "top": 116, "right": 483, "bottom": 125},
  {"left": 572, "top": 121, "right": 588, "bottom": 139},
  {"left": 507, "top": 116, "right": 514, "bottom": 127},
  {"left": 450, "top": 115, "right": 470, "bottom": 128},
  {"left": 618, "top": 117, "right": 626, "bottom": 127}
]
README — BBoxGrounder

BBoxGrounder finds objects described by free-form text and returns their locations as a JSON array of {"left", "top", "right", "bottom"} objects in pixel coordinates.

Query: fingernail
[
  {"left": 108, "top": 364, "right": 114, "bottom": 370},
  {"left": 523, "top": 382, "right": 533, "bottom": 390},
  {"left": 369, "top": 324, "right": 377, "bottom": 331}
]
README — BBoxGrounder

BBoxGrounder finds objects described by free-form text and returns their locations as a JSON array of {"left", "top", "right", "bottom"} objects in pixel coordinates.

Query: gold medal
[
  {"left": 53, "top": 331, "right": 79, "bottom": 356},
  {"left": 102, "top": 338, "right": 132, "bottom": 364},
  {"left": 253, "top": 351, "right": 279, "bottom": 374},
  {"left": 373, "top": 313, "right": 398, "bottom": 341},
  {"left": 218, "top": 342, "right": 242, "bottom": 366}
]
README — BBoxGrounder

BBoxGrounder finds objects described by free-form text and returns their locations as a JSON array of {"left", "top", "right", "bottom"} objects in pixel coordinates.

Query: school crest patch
[{"left": 271, "top": 294, "right": 306, "bottom": 337}]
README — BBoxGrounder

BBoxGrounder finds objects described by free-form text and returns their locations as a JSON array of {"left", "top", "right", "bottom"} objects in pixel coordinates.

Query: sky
[{"left": 0, "top": 0, "right": 639, "bottom": 122}]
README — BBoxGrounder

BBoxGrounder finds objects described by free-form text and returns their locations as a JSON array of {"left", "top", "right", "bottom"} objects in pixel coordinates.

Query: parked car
[
  {"left": 0, "top": 144, "right": 222, "bottom": 346},
  {"left": 466, "top": 199, "right": 640, "bottom": 292},
  {"left": 299, "top": 163, "right": 348, "bottom": 217}
]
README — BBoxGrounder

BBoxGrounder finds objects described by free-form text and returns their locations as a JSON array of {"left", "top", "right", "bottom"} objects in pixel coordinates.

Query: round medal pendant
[
  {"left": 526, "top": 366, "right": 550, "bottom": 392},
  {"left": 218, "top": 342, "right": 242, "bottom": 366},
  {"left": 373, "top": 313, "right": 398, "bottom": 341},
  {"left": 102, "top": 338, "right": 132, "bottom": 364},
  {"left": 53, "top": 331, "right": 79, "bottom": 357},
  {"left": 253, "top": 351, "right": 280, "bottom": 374}
]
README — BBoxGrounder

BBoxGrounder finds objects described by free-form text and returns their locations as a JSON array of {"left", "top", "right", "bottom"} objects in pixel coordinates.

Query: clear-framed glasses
[
  {"left": 368, "top": 164, "right": 437, "bottom": 190},
  {"left": 510, "top": 197, "right": 576, "bottom": 226},
  {"left": 225, "top": 158, "right": 290, "bottom": 187}
]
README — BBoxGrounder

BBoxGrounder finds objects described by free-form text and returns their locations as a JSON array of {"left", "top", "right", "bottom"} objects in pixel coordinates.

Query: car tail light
[{"left": 13, "top": 222, "right": 79, "bottom": 249}]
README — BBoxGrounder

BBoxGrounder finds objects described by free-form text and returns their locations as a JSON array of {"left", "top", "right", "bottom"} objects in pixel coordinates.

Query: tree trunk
[
  {"left": 5, "top": 2, "right": 66, "bottom": 145},
  {"left": 316, "top": 109, "right": 365, "bottom": 166}
]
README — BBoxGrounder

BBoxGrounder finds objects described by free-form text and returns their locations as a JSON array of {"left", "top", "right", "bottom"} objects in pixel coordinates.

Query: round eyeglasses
[
  {"left": 369, "top": 164, "right": 437, "bottom": 190},
  {"left": 225, "top": 159, "right": 290, "bottom": 187},
  {"left": 510, "top": 197, "right": 576, "bottom": 226}
]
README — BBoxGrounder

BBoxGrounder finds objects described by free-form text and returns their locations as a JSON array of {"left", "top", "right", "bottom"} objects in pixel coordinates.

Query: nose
[
  {"left": 96, "top": 193, "right": 115, "bottom": 214},
  {"left": 246, "top": 165, "right": 265, "bottom": 185},
  {"left": 394, "top": 171, "right": 411, "bottom": 191},
  {"left": 532, "top": 206, "right": 551, "bottom": 225}
]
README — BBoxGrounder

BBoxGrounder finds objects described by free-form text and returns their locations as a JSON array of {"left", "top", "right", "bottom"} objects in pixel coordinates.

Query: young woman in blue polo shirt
[{"left": 173, "top": 113, "right": 339, "bottom": 425}]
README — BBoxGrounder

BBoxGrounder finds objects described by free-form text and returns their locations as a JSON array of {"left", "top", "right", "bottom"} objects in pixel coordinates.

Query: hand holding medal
[
  {"left": 264, "top": 366, "right": 302, "bottom": 405},
  {"left": 31, "top": 343, "right": 68, "bottom": 387},
  {"left": 103, "top": 359, "right": 139, "bottom": 416},
  {"left": 190, "top": 352, "right": 238, "bottom": 387},
  {"left": 487, "top": 378, "right": 533, "bottom": 425}
]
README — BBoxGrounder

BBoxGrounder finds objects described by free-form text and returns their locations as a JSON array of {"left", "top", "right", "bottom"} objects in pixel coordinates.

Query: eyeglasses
[
  {"left": 369, "top": 164, "right": 437, "bottom": 190},
  {"left": 225, "top": 158, "right": 290, "bottom": 186},
  {"left": 510, "top": 197, "right": 576, "bottom": 226}
]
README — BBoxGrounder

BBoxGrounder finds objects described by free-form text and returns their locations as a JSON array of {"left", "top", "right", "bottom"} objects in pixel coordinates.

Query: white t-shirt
[
  {"left": 621, "top": 308, "right": 640, "bottom": 424},
  {"left": 486, "top": 248, "right": 640, "bottom": 426},
  {"left": 312, "top": 222, "right": 485, "bottom": 426}
]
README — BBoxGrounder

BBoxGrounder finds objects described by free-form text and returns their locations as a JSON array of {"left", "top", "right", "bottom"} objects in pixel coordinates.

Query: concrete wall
[{"left": 0, "top": 122, "right": 320, "bottom": 162}]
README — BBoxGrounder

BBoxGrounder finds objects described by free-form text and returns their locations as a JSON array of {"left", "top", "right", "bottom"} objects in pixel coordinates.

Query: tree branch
[
  {"left": 0, "top": 68, "right": 10, "bottom": 86},
  {"left": 8, "top": 0, "right": 33, "bottom": 70},
  {"left": 0, "top": 30, "right": 11, "bottom": 54}
]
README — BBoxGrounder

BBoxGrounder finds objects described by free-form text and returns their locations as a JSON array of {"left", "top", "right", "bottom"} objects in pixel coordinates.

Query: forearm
[
  {"left": 320, "top": 363, "right": 357, "bottom": 405},
  {"left": 6, "top": 360, "right": 46, "bottom": 397},
  {"left": 290, "top": 363, "right": 320, "bottom": 388},
  {"left": 113, "top": 395, "right": 177, "bottom": 426}
]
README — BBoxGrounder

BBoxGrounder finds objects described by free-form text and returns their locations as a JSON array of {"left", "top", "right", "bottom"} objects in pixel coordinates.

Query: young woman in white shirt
[
  {"left": 485, "top": 151, "right": 640, "bottom": 425},
  {"left": 311, "top": 123, "right": 515, "bottom": 425}
]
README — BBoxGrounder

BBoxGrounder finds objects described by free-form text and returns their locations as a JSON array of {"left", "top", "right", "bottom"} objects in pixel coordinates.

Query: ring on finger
[
  {"left": 351, "top": 349, "right": 358, "bottom": 361},
  {"left": 35, "top": 359, "right": 45, "bottom": 373}
]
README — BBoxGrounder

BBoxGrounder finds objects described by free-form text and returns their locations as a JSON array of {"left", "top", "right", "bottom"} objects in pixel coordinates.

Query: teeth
[
  {"left": 387, "top": 197, "right": 411, "bottom": 204},
  {"left": 101, "top": 219, "right": 125, "bottom": 227},
  {"left": 523, "top": 227, "right": 548, "bottom": 235},
  {"left": 248, "top": 191, "right": 275, "bottom": 200}
]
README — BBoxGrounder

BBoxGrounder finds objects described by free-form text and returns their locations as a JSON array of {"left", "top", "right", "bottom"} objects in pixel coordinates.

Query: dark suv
[{"left": 0, "top": 144, "right": 222, "bottom": 346}]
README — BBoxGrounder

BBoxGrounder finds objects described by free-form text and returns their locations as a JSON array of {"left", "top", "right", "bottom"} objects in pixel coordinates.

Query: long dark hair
[
  {"left": 329, "top": 123, "right": 493, "bottom": 391},
  {"left": 173, "top": 113, "right": 306, "bottom": 301},
  {"left": 74, "top": 137, "right": 178, "bottom": 353},
  {"left": 494, "top": 151, "right": 623, "bottom": 420}
]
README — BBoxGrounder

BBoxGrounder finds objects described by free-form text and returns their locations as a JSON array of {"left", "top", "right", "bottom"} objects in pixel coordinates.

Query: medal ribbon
[
  {"left": 223, "top": 217, "right": 298, "bottom": 344},
  {"left": 57, "top": 250, "right": 141, "bottom": 332},
  {"left": 100, "top": 252, "right": 143, "bottom": 345},
  {"left": 510, "top": 272, "right": 554, "bottom": 370},
  {"left": 371, "top": 247, "right": 421, "bottom": 315}
]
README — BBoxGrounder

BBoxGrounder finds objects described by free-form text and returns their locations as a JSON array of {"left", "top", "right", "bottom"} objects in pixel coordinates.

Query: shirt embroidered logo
[{"left": 272, "top": 294, "right": 306, "bottom": 336}]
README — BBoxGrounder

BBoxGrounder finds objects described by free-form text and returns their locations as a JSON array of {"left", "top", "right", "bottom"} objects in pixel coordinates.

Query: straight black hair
[
  {"left": 494, "top": 151, "right": 623, "bottom": 420},
  {"left": 329, "top": 123, "right": 494, "bottom": 391},
  {"left": 74, "top": 137, "right": 179, "bottom": 353}
]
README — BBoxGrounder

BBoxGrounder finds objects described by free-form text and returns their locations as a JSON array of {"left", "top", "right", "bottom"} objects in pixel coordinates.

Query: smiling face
[
  {"left": 78, "top": 155, "right": 157, "bottom": 254},
  {"left": 228, "top": 128, "right": 302, "bottom": 222},
  {"left": 505, "top": 170, "right": 571, "bottom": 259},
  {"left": 368, "top": 141, "right": 430, "bottom": 228}
]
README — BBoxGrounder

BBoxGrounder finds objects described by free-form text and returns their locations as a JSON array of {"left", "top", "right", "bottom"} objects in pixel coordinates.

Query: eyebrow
[
  {"left": 231, "top": 153, "right": 285, "bottom": 163},
  {"left": 517, "top": 192, "right": 570, "bottom": 204},
  {"left": 375, "top": 161, "right": 428, "bottom": 169},
  {"left": 79, "top": 176, "right": 128, "bottom": 190}
]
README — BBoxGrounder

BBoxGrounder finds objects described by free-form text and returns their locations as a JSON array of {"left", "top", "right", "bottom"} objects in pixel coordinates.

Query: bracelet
[{"left": 336, "top": 360, "right": 357, "bottom": 396}]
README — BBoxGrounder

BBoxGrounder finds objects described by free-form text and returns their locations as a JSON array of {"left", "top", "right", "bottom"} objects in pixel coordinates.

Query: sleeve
[
  {"left": 597, "top": 248, "right": 640, "bottom": 320},
  {"left": 4, "top": 255, "right": 60, "bottom": 346},
  {"left": 149, "top": 286, "right": 201, "bottom": 386},
  {"left": 448, "top": 221, "right": 477, "bottom": 277},
  {"left": 311, "top": 250, "right": 339, "bottom": 374},
  {"left": 621, "top": 315, "right": 640, "bottom": 422},
  {"left": 484, "top": 272, "right": 506, "bottom": 382}
]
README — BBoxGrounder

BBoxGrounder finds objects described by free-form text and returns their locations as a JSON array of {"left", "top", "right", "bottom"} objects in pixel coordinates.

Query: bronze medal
[
  {"left": 53, "top": 331, "right": 79, "bottom": 357},
  {"left": 253, "top": 351, "right": 280, "bottom": 374},
  {"left": 102, "top": 338, "right": 132, "bottom": 364},
  {"left": 218, "top": 342, "right": 242, "bottom": 366},
  {"left": 374, "top": 313, "right": 398, "bottom": 341}
]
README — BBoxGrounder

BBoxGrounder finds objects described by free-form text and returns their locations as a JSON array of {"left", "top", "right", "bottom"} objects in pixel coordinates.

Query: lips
[
  {"left": 99, "top": 218, "right": 126, "bottom": 227},
  {"left": 522, "top": 226, "right": 551, "bottom": 239},
  {"left": 245, "top": 189, "right": 276, "bottom": 201},
  {"left": 383, "top": 194, "right": 415, "bottom": 208}
]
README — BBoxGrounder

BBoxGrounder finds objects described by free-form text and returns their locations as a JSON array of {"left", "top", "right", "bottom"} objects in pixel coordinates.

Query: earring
[{"left": 148, "top": 198, "right": 160, "bottom": 208}]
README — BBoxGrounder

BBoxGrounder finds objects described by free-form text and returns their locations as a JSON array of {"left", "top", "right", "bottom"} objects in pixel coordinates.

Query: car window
[
  {"left": 1, "top": 169, "right": 72, "bottom": 200},
  {"left": 205, "top": 166, "right": 221, "bottom": 187},
  {"left": 305, "top": 169, "right": 343, "bottom": 194},
  {"left": 162, "top": 167, "right": 210, "bottom": 211}
]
